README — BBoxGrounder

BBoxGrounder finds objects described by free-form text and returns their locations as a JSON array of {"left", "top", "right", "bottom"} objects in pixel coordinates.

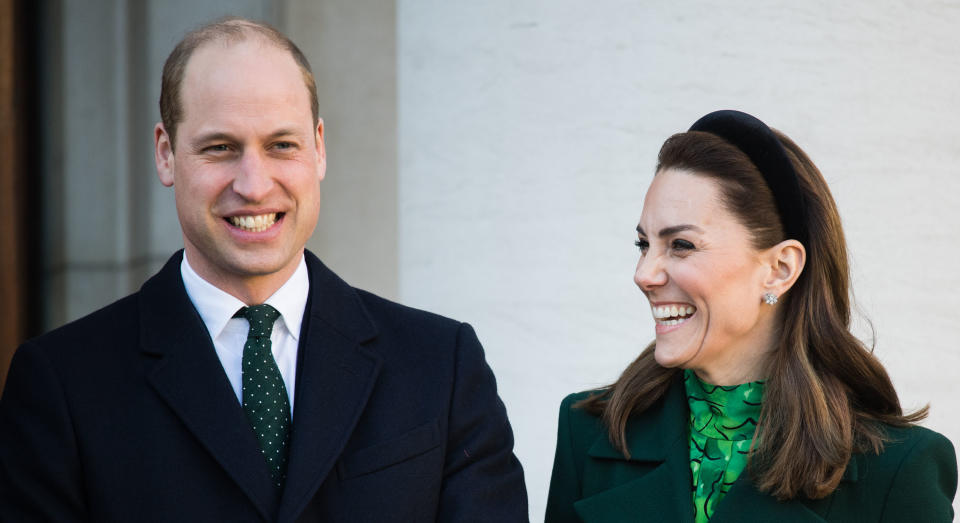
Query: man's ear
[
  {"left": 315, "top": 118, "right": 326, "bottom": 182},
  {"left": 155, "top": 123, "right": 175, "bottom": 187},
  {"left": 762, "top": 239, "right": 806, "bottom": 298}
]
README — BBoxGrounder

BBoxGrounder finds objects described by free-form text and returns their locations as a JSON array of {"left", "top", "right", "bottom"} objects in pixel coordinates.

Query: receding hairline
[
  {"left": 191, "top": 18, "right": 293, "bottom": 50},
  {"left": 181, "top": 33, "right": 305, "bottom": 88},
  {"left": 178, "top": 20, "right": 312, "bottom": 89},
  {"left": 159, "top": 17, "right": 320, "bottom": 149}
]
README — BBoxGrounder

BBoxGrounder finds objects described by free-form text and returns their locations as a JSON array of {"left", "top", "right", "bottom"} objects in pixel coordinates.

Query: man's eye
[
  {"left": 273, "top": 142, "right": 296, "bottom": 150},
  {"left": 672, "top": 239, "right": 695, "bottom": 251},
  {"left": 205, "top": 144, "right": 230, "bottom": 153},
  {"left": 634, "top": 239, "right": 649, "bottom": 253}
]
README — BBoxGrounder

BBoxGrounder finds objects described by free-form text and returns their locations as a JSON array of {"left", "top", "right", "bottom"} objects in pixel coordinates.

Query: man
[{"left": 0, "top": 18, "right": 527, "bottom": 522}]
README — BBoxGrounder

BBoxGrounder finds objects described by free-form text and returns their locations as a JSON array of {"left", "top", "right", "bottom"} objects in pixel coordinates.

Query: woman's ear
[{"left": 762, "top": 239, "right": 806, "bottom": 299}]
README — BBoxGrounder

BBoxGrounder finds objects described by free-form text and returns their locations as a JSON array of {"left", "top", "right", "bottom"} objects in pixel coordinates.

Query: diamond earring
[{"left": 763, "top": 292, "right": 778, "bottom": 305}]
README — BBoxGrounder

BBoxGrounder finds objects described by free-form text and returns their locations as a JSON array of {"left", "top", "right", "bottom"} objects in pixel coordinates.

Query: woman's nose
[{"left": 634, "top": 253, "right": 667, "bottom": 291}]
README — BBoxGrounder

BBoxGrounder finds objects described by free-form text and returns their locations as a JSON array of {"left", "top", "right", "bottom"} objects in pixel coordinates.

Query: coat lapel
[
  {"left": 140, "top": 252, "right": 277, "bottom": 521},
  {"left": 710, "top": 480, "right": 827, "bottom": 523},
  {"left": 277, "top": 251, "right": 382, "bottom": 523},
  {"left": 710, "top": 451, "right": 859, "bottom": 522},
  {"left": 574, "top": 376, "right": 695, "bottom": 523},
  {"left": 573, "top": 373, "right": 857, "bottom": 522}
]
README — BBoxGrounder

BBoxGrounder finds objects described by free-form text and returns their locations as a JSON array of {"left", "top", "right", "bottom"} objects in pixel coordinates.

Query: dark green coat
[{"left": 545, "top": 378, "right": 957, "bottom": 522}]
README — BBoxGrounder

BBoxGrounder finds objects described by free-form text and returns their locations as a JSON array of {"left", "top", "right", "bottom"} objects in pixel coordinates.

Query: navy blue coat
[{"left": 0, "top": 251, "right": 528, "bottom": 522}]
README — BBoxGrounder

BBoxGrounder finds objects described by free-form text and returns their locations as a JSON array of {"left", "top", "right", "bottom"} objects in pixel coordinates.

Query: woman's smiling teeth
[
  {"left": 228, "top": 213, "right": 278, "bottom": 232},
  {"left": 652, "top": 304, "right": 696, "bottom": 325}
]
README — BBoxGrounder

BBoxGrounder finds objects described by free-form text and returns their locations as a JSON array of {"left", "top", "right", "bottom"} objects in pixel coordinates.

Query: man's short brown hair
[{"left": 159, "top": 17, "right": 319, "bottom": 150}]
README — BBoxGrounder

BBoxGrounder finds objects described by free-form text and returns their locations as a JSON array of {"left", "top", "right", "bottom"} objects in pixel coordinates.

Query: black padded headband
[{"left": 689, "top": 110, "right": 807, "bottom": 245}]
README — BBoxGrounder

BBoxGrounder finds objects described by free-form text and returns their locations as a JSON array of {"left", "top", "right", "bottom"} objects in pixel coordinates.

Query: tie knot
[{"left": 235, "top": 304, "right": 281, "bottom": 338}]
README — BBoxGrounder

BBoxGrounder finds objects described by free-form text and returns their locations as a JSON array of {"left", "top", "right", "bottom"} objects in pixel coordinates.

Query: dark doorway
[{"left": 1, "top": 0, "right": 42, "bottom": 390}]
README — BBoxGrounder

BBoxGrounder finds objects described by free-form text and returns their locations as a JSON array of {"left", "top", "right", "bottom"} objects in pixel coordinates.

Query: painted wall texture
[{"left": 398, "top": 1, "right": 960, "bottom": 519}]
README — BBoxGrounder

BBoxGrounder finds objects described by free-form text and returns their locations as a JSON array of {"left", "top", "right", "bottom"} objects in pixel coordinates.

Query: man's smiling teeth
[
  {"left": 652, "top": 305, "right": 696, "bottom": 325},
  {"left": 228, "top": 213, "right": 277, "bottom": 232}
]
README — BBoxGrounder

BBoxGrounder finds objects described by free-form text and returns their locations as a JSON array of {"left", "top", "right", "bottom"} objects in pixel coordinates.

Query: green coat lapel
[
  {"left": 574, "top": 378, "right": 694, "bottom": 523},
  {"left": 709, "top": 453, "right": 862, "bottom": 522},
  {"left": 710, "top": 476, "right": 829, "bottom": 522},
  {"left": 571, "top": 376, "right": 857, "bottom": 522}
]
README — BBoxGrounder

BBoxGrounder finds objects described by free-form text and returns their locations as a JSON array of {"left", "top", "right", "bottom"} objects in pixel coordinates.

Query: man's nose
[
  {"left": 634, "top": 253, "right": 667, "bottom": 291},
  {"left": 232, "top": 151, "right": 274, "bottom": 201}
]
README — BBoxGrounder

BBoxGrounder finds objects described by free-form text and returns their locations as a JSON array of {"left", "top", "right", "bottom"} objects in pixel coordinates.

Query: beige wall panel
[{"left": 283, "top": 0, "right": 398, "bottom": 299}]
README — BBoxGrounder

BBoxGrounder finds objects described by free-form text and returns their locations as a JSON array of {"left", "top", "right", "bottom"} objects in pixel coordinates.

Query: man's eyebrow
[
  {"left": 635, "top": 224, "right": 704, "bottom": 237},
  {"left": 264, "top": 128, "right": 304, "bottom": 140},
  {"left": 190, "top": 132, "right": 236, "bottom": 148},
  {"left": 189, "top": 129, "right": 306, "bottom": 149}
]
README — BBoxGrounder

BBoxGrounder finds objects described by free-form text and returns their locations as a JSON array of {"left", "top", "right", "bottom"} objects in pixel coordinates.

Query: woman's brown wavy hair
[{"left": 579, "top": 129, "right": 926, "bottom": 500}]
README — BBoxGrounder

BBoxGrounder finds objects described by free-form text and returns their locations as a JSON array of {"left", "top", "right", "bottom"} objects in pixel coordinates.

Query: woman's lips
[{"left": 651, "top": 303, "right": 696, "bottom": 333}]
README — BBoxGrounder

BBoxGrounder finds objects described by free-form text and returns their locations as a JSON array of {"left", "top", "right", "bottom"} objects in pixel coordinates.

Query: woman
[{"left": 545, "top": 110, "right": 957, "bottom": 522}]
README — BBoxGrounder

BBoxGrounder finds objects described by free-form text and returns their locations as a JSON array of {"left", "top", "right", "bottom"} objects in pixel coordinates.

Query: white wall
[{"left": 398, "top": 1, "right": 960, "bottom": 520}]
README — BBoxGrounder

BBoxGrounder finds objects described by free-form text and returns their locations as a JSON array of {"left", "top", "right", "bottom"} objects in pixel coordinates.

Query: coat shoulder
[
  {"left": 562, "top": 389, "right": 604, "bottom": 405},
  {"left": 560, "top": 390, "right": 605, "bottom": 421},
  {"left": 352, "top": 287, "right": 469, "bottom": 352},
  {"left": 18, "top": 251, "right": 187, "bottom": 362},
  {"left": 860, "top": 423, "right": 957, "bottom": 477},
  {"left": 20, "top": 293, "right": 141, "bottom": 360},
  {"left": 353, "top": 288, "right": 460, "bottom": 330},
  {"left": 833, "top": 423, "right": 958, "bottom": 522},
  {"left": 879, "top": 423, "right": 954, "bottom": 455},
  {"left": 556, "top": 390, "right": 609, "bottom": 451}
]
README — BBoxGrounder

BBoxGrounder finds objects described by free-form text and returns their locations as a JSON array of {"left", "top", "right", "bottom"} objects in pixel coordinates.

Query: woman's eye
[
  {"left": 672, "top": 239, "right": 695, "bottom": 251},
  {"left": 634, "top": 239, "right": 649, "bottom": 253}
]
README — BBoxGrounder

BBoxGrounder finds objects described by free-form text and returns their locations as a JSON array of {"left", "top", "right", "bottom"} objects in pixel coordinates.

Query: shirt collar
[
  {"left": 264, "top": 257, "right": 309, "bottom": 341},
  {"left": 180, "top": 253, "right": 309, "bottom": 341}
]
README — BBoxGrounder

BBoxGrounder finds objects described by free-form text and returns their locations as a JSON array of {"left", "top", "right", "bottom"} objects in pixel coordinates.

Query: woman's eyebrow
[{"left": 636, "top": 224, "right": 704, "bottom": 237}]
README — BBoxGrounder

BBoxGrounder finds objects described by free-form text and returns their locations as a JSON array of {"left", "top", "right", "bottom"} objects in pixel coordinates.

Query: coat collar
[
  {"left": 140, "top": 250, "right": 382, "bottom": 522},
  {"left": 585, "top": 373, "right": 688, "bottom": 464},
  {"left": 140, "top": 251, "right": 278, "bottom": 520},
  {"left": 576, "top": 375, "right": 695, "bottom": 523},
  {"left": 276, "top": 250, "right": 381, "bottom": 523},
  {"left": 575, "top": 374, "right": 849, "bottom": 522}
]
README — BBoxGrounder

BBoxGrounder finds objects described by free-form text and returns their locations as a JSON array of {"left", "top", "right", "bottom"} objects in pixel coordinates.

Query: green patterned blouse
[{"left": 684, "top": 369, "right": 765, "bottom": 523}]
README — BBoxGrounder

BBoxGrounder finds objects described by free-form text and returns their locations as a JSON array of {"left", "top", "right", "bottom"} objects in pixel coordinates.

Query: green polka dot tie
[{"left": 235, "top": 304, "right": 291, "bottom": 491}]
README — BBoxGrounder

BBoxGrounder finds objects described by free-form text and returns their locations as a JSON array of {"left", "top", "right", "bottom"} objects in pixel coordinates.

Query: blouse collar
[{"left": 684, "top": 369, "right": 764, "bottom": 441}]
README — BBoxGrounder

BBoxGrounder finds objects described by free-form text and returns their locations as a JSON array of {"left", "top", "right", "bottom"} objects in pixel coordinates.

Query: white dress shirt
[{"left": 180, "top": 253, "right": 309, "bottom": 413}]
